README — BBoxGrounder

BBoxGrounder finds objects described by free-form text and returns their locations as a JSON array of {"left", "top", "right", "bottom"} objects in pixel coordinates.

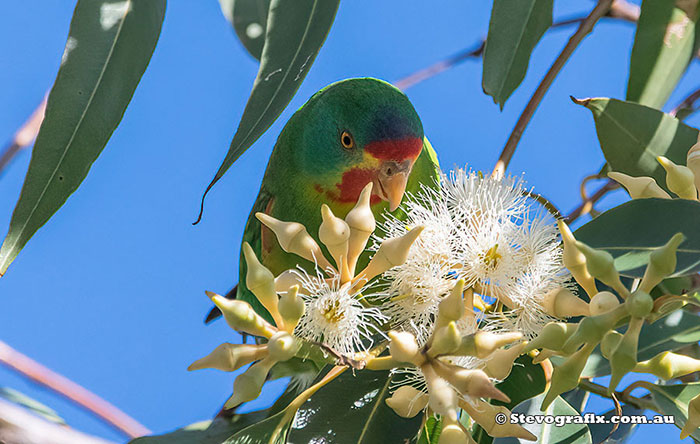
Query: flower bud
[
  {"left": 522, "top": 322, "right": 577, "bottom": 354},
  {"left": 687, "top": 135, "right": 700, "bottom": 193},
  {"left": 608, "top": 317, "right": 643, "bottom": 393},
  {"left": 345, "top": 182, "right": 376, "bottom": 275},
  {"left": 274, "top": 269, "right": 304, "bottom": 294},
  {"left": 657, "top": 156, "right": 698, "bottom": 200},
  {"left": 278, "top": 285, "right": 304, "bottom": 333},
  {"left": 532, "top": 348, "right": 559, "bottom": 364},
  {"left": 242, "top": 243, "right": 282, "bottom": 327},
  {"left": 542, "top": 287, "right": 590, "bottom": 318},
  {"left": 460, "top": 400, "right": 537, "bottom": 441},
  {"left": 389, "top": 331, "right": 422, "bottom": 365},
  {"left": 255, "top": 213, "right": 333, "bottom": 271},
  {"left": 225, "top": 357, "right": 276, "bottom": 408},
  {"left": 267, "top": 331, "right": 298, "bottom": 362},
  {"left": 557, "top": 220, "right": 598, "bottom": 297},
  {"left": 206, "top": 291, "right": 276, "bottom": 338},
  {"left": 422, "top": 363, "right": 458, "bottom": 421},
  {"left": 681, "top": 393, "right": 700, "bottom": 439},
  {"left": 639, "top": 233, "right": 685, "bottom": 293},
  {"left": 625, "top": 290, "right": 654, "bottom": 318},
  {"left": 635, "top": 351, "right": 700, "bottom": 380},
  {"left": 561, "top": 305, "right": 626, "bottom": 355},
  {"left": 433, "top": 361, "right": 509, "bottom": 402},
  {"left": 439, "top": 418, "right": 473, "bottom": 444},
  {"left": 428, "top": 321, "right": 462, "bottom": 357},
  {"left": 385, "top": 385, "right": 428, "bottom": 418},
  {"left": 187, "top": 343, "right": 267, "bottom": 372},
  {"left": 541, "top": 344, "right": 595, "bottom": 411},
  {"left": 600, "top": 330, "right": 623, "bottom": 360},
  {"left": 484, "top": 342, "right": 526, "bottom": 380},
  {"left": 589, "top": 291, "right": 620, "bottom": 316},
  {"left": 574, "top": 241, "right": 628, "bottom": 297},
  {"left": 456, "top": 331, "right": 523, "bottom": 358},
  {"left": 608, "top": 172, "right": 671, "bottom": 199},
  {"left": 356, "top": 226, "right": 424, "bottom": 284},
  {"left": 319, "top": 204, "right": 350, "bottom": 279},
  {"left": 436, "top": 279, "right": 465, "bottom": 328}
]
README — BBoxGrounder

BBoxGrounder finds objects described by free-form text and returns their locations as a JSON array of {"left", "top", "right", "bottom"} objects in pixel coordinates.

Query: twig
[
  {"left": 565, "top": 178, "right": 619, "bottom": 224},
  {"left": 0, "top": 340, "right": 150, "bottom": 439},
  {"left": 670, "top": 85, "right": 700, "bottom": 118},
  {"left": 492, "top": 0, "right": 614, "bottom": 179},
  {"left": 578, "top": 378, "right": 657, "bottom": 411},
  {"left": 394, "top": 0, "right": 639, "bottom": 91},
  {"left": 523, "top": 189, "right": 562, "bottom": 219},
  {"left": 0, "top": 97, "right": 46, "bottom": 175}
]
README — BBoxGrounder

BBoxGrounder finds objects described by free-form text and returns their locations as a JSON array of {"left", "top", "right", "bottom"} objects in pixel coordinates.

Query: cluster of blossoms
[{"left": 188, "top": 166, "right": 700, "bottom": 442}]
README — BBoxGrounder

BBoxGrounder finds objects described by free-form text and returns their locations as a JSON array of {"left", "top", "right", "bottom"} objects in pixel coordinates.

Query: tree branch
[
  {"left": 0, "top": 96, "right": 46, "bottom": 176},
  {"left": 670, "top": 85, "right": 700, "bottom": 119},
  {"left": 564, "top": 178, "right": 619, "bottom": 224},
  {"left": 0, "top": 340, "right": 150, "bottom": 439},
  {"left": 492, "top": 0, "right": 614, "bottom": 179}
]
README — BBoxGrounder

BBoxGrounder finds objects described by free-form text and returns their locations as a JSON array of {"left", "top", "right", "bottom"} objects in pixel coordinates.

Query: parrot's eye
[{"left": 340, "top": 131, "right": 355, "bottom": 150}]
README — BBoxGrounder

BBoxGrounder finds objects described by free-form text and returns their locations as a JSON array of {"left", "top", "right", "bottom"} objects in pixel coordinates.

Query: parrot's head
[{"left": 294, "top": 78, "right": 424, "bottom": 211}]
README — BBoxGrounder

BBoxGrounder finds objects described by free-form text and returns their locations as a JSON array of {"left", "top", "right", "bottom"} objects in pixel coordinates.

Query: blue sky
[{"left": 0, "top": 0, "right": 698, "bottom": 442}]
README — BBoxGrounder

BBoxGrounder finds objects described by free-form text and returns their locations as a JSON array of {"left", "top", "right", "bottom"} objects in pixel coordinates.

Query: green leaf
[
  {"left": 644, "top": 382, "right": 700, "bottom": 440},
  {"left": 627, "top": 0, "right": 699, "bottom": 108},
  {"left": 418, "top": 415, "right": 442, "bottom": 444},
  {"left": 574, "top": 97, "right": 699, "bottom": 192},
  {"left": 198, "top": 0, "right": 339, "bottom": 220},
  {"left": 130, "top": 412, "right": 269, "bottom": 444},
  {"left": 491, "top": 394, "right": 592, "bottom": 444},
  {"left": 0, "top": 387, "right": 65, "bottom": 425},
  {"left": 286, "top": 369, "right": 423, "bottom": 443},
  {"left": 219, "top": 0, "right": 270, "bottom": 60},
  {"left": 579, "top": 309, "right": 700, "bottom": 377},
  {"left": 482, "top": 0, "right": 553, "bottom": 108},
  {"left": 561, "top": 388, "right": 589, "bottom": 414},
  {"left": 224, "top": 409, "right": 292, "bottom": 444},
  {"left": 0, "top": 0, "right": 166, "bottom": 276},
  {"left": 588, "top": 404, "right": 643, "bottom": 444},
  {"left": 574, "top": 199, "right": 700, "bottom": 277}
]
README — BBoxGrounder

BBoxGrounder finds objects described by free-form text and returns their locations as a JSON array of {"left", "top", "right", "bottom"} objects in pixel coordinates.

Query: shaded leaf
[
  {"left": 482, "top": 0, "right": 553, "bottom": 108},
  {"left": 130, "top": 412, "right": 269, "bottom": 444},
  {"left": 199, "top": 0, "right": 339, "bottom": 219},
  {"left": 0, "top": 0, "right": 166, "bottom": 276},
  {"left": 219, "top": 0, "right": 270, "bottom": 60},
  {"left": 574, "top": 97, "right": 698, "bottom": 192},
  {"left": 561, "top": 388, "right": 589, "bottom": 413},
  {"left": 418, "top": 415, "right": 442, "bottom": 444},
  {"left": 627, "top": 0, "right": 699, "bottom": 108},
  {"left": 588, "top": 404, "right": 643, "bottom": 444},
  {"left": 644, "top": 382, "right": 700, "bottom": 440},
  {"left": 574, "top": 198, "right": 700, "bottom": 277}
]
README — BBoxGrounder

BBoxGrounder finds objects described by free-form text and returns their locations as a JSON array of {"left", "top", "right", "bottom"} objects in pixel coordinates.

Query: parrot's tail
[{"left": 203, "top": 284, "right": 238, "bottom": 324}]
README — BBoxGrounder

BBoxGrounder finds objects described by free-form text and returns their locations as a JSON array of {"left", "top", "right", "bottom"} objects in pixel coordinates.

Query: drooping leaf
[
  {"left": 130, "top": 412, "right": 269, "bottom": 444},
  {"left": 579, "top": 309, "right": 700, "bottom": 377},
  {"left": 644, "top": 382, "right": 700, "bottom": 440},
  {"left": 627, "top": 0, "right": 699, "bottom": 108},
  {"left": 219, "top": 0, "right": 270, "bottom": 60},
  {"left": 482, "top": 0, "right": 553, "bottom": 108},
  {"left": 0, "top": 0, "right": 166, "bottom": 276},
  {"left": 574, "top": 198, "right": 700, "bottom": 277},
  {"left": 587, "top": 404, "right": 643, "bottom": 444},
  {"left": 198, "top": 0, "right": 339, "bottom": 221},
  {"left": 574, "top": 97, "right": 699, "bottom": 192},
  {"left": 285, "top": 369, "right": 423, "bottom": 444},
  {"left": 491, "top": 394, "right": 592, "bottom": 444}
]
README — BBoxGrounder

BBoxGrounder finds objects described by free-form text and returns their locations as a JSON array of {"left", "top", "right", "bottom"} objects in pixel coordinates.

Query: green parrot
[{"left": 206, "top": 77, "right": 440, "bottom": 322}]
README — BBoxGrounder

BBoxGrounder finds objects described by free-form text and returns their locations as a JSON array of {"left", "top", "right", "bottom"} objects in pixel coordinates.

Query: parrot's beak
[{"left": 375, "top": 159, "right": 413, "bottom": 211}]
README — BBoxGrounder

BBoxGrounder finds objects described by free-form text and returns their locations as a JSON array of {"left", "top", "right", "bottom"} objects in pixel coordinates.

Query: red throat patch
[{"left": 315, "top": 168, "right": 381, "bottom": 205}]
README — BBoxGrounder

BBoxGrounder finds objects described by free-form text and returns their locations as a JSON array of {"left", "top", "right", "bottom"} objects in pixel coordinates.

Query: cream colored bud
[
  {"left": 541, "top": 343, "right": 595, "bottom": 411},
  {"left": 242, "top": 243, "right": 282, "bottom": 327},
  {"left": 389, "top": 331, "right": 422, "bottom": 365},
  {"left": 436, "top": 279, "right": 466, "bottom": 328},
  {"left": 522, "top": 322, "right": 577, "bottom": 354},
  {"left": 681, "top": 393, "right": 700, "bottom": 439},
  {"left": 278, "top": 285, "right": 304, "bottom": 333},
  {"left": 187, "top": 343, "right": 267, "bottom": 372},
  {"left": 608, "top": 317, "right": 643, "bottom": 393},
  {"left": 484, "top": 342, "right": 526, "bottom": 380},
  {"left": 456, "top": 331, "right": 523, "bottom": 358},
  {"left": 657, "top": 156, "right": 698, "bottom": 200},
  {"left": 356, "top": 226, "right": 424, "bottom": 284},
  {"left": 460, "top": 400, "right": 537, "bottom": 441},
  {"left": 439, "top": 419, "right": 474, "bottom": 444},
  {"left": 687, "top": 135, "right": 700, "bottom": 193},
  {"left": 532, "top": 348, "right": 559, "bottom": 364},
  {"left": 433, "top": 360, "right": 509, "bottom": 403},
  {"left": 225, "top": 357, "right": 276, "bottom": 408},
  {"left": 608, "top": 172, "right": 671, "bottom": 199},
  {"left": 542, "top": 287, "right": 590, "bottom": 318},
  {"left": 600, "top": 330, "right": 623, "bottom": 360},
  {"left": 639, "top": 232, "right": 685, "bottom": 293},
  {"left": 255, "top": 213, "right": 333, "bottom": 271},
  {"left": 274, "top": 269, "right": 304, "bottom": 294},
  {"left": 345, "top": 182, "right": 376, "bottom": 275},
  {"left": 428, "top": 321, "right": 461, "bottom": 357},
  {"left": 635, "top": 351, "right": 700, "bottom": 380},
  {"left": 385, "top": 385, "right": 428, "bottom": 418},
  {"left": 267, "top": 331, "right": 298, "bottom": 362},
  {"left": 557, "top": 220, "right": 598, "bottom": 297},
  {"left": 319, "top": 204, "right": 350, "bottom": 276},
  {"left": 206, "top": 291, "right": 276, "bottom": 338},
  {"left": 422, "top": 363, "right": 458, "bottom": 421},
  {"left": 589, "top": 291, "right": 620, "bottom": 316},
  {"left": 575, "top": 241, "right": 628, "bottom": 297}
]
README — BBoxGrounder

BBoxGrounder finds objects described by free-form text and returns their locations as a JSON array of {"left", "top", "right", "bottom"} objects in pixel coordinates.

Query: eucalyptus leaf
[
  {"left": 587, "top": 404, "right": 643, "bottom": 444},
  {"left": 0, "top": 387, "right": 65, "bottom": 425},
  {"left": 627, "top": 0, "right": 699, "bottom": 108},
  {"left": 130, "top": 412, "right": 269, "bottom": 444},
  {"left": 574, "top": 199, "right": 700, "bottom": 277},
  {"left": 644, "top": 382, "right": 700, "bottom": 440},
  {"left": 0, "top": 0, "right": 166, "bottom": 276},
  {"left": 219, "top": 0, "right": 270, "bottom": 60},
  {"left": 482, "top": 0, "right": 553, "bottom": 109},
  {"left": 198, "top": 0, "right": 339, "bottom": 220},
  {"left": 418, "top": 415, "right": 442, "bottom": 444},
  {"left": 574, "top": 97, "right": 699, "bottom": 192}
]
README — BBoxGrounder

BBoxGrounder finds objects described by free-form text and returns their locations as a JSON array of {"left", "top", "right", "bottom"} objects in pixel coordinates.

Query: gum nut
[
  {"left": 589, "top": 291, "right": 620, "bottom": 315},
  {"left": 385, "top": 385, "right": 428, "bottom": 418},
  {"left": 267, "top": 331, "right": 298, "bottom": 362},
  {"left": 388, "top": 331, "right": 420, "bottom": 364}
]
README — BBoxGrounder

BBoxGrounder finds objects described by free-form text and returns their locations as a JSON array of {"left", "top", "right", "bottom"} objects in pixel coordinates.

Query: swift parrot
[{"left": 206, "top": 77, "right": 440, "bottom": 322}]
